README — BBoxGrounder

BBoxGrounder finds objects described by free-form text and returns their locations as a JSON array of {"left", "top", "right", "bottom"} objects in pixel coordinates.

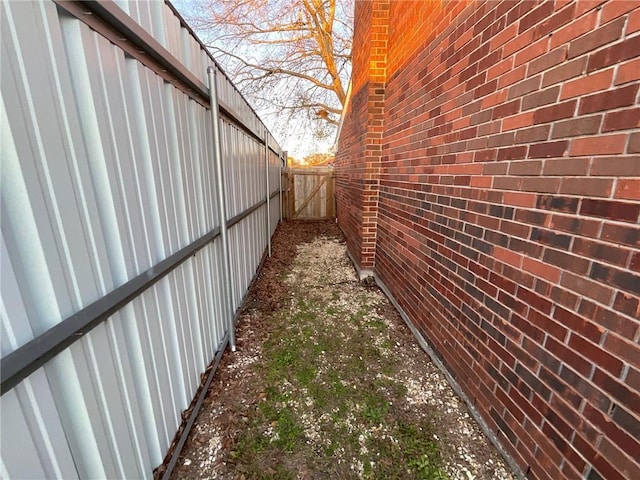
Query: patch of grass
[
  {"left": 369, "top": 317, "right": 388, "bottom": 331},
  {"left": 295, "top": 364, "right": 316, "bottom": 385},
  {"left": 362, "top": 391, "right": 389, "bottom": 424},
  {"left": 226, "top": 240, "right": 448, "bottom": 479},
  {"left": 400, "top": 422, "right": 447, "bottom": 480},
  {"left": 362, "top": 420, "right": 447, "bottom": 479},
  {"left": 234, "top": 428, "right": 269, "bottom": 456},
  {"left": 410, "top": 454, "right": 449, "bottom": 480},
  {"left": 327, "top": 369, "right": 347, "bottom": 395},
  {"left": 323, "top": 441, "right": 338, "bottom": 456},
  {"left": 273, "top": 348, "right": 297, "bottom": 368},
  {"left": 273, "top": 409, "right": 304, "bottom": 452}
]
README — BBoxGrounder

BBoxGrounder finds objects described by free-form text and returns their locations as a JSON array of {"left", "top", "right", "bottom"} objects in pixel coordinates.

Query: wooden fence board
[{"left": 283, "top": 167, "right": 335, "bottom": 220}]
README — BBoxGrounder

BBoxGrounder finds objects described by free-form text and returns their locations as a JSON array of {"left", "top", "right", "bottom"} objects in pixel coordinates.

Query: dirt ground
[{"left": 168, "top": 220, "right": 515, "bottom": 480}]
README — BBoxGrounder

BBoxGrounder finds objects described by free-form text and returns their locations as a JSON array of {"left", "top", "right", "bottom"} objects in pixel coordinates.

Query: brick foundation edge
[{"left": 372, "top": 270, "right": 527, "bottom": 480}]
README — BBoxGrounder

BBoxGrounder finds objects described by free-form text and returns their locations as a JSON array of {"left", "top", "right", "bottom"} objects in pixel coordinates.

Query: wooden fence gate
[{"left": 283, "top": 167, "right": 335, "bottom": 220}]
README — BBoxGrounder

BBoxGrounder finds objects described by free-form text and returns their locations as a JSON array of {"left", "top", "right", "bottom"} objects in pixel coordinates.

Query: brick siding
[{"left": 335, "top": 1, "right": 640, "bottom": 478}]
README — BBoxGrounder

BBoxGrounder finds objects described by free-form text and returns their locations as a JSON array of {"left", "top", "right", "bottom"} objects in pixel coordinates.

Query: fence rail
[{"left": 0, "top": 1, "right": 283, "bottom": 478}]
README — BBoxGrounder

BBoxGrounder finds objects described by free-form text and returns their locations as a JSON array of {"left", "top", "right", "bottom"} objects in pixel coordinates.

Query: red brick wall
[
  {"left": 335, "top": 1, "right": 389, "bottom": 270},
  {"left": 336, "top": 1, "right": 640, "bottom": 478},
  {"left": 334, "top": 1, "right": 369, "bottom": 268}
]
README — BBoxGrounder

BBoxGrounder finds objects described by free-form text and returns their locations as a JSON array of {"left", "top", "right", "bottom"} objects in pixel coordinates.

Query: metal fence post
[
  {"left": 265, "top": 130, "right": 271, "bottom": 256},
  {"left": 279, "top": 151, "right": 284, "bottom": 223},
  {"left": 207, "top": 66, "right": 236, "bottom": 352}
]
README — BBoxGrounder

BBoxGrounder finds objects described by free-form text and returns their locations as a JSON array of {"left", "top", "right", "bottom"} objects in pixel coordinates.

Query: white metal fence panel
[
  {"left": 228, "top": 208, "right": 266, "bottom": 312},
  {"left": 269, "top": 148, "right": 283, "bottom": 234},
  {"left": 0, "top": 1, "right": 283, "bottom": 478},
  {"left": 222, "top": 120, "right": 265, "bottom": 219}
]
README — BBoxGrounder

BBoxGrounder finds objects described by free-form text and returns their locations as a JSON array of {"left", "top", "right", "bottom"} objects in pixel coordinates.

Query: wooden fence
[{"left": 282, "top": 167, "right": 335, "bottom": 220}]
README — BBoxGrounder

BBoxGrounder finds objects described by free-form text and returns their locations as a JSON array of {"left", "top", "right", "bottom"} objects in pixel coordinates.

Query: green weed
[{"left": 225, "top": 241, "right": 448, "bottom": 479}]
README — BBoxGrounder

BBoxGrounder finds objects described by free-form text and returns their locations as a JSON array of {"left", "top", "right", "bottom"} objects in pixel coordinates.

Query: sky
[{"left": 171, "top": 0, "right": 339, "bottom": 159}]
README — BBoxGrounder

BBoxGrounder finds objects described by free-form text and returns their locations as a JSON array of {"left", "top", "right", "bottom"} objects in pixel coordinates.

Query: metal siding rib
[{"left": 0, "top": 236, "right": 78, "bottom": 479}]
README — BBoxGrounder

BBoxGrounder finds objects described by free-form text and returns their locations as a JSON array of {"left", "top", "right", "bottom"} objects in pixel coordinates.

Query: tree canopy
[{"left": 186, "top": 0, "right": 353, "bottom": 146}]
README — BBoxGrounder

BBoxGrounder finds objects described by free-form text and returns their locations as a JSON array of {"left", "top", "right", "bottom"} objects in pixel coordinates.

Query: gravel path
[{"left": 168, "top": 221, "right": 516, "bottom": 480}]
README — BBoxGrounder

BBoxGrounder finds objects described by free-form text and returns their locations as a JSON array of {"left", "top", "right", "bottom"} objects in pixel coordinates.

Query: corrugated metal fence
[{"left": 0, "top": 1, "right": 283, "bottom": 478}]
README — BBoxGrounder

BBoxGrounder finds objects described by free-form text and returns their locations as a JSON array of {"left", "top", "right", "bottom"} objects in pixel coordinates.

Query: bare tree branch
[
  {"left": 185, "top": 0, "right": 352, "bottom": 146},
  {"left": 208, "top": 46, "right": 338, "bottom": 92}
]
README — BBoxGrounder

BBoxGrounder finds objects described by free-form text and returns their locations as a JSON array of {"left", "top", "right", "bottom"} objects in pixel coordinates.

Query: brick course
[
  {"left": 335, "top": 0, "right": 390, "bottom": 270},
  {"left": 335, "top": 1, "right": 640, "bottom": 478}
]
